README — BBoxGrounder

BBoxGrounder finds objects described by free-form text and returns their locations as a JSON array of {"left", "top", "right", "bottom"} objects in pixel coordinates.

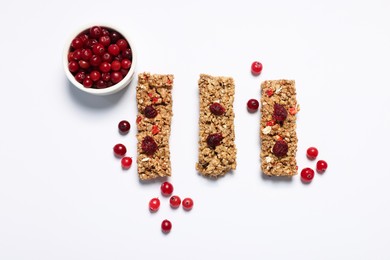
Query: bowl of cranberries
[{"left": 64, "top": 25, "right": 136, "bottom": 95}]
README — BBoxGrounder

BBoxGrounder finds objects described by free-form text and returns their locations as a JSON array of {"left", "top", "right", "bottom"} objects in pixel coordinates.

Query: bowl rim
[{"left": 63, "top": 23, "right": 137, "bottom": 95}]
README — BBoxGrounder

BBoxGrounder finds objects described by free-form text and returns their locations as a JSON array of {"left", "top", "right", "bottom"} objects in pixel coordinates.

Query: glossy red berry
[
  {"left": 110, "top": 31, "right": 121, "bottom": 43},
  {"left": 161, "top": 182, "right": 174, "bottom": 196},
  {"left": 121, "top": 59, "right": 132, "bottom": 69},
  {"left": 209, "top": 103, "right": 226, "bottom": 115},
  {"left": 113, "top": 143, "right": 127, "bottom": 157},
  {"left": 111, "top": 60, "right": 121, "bottom": 71},
  {"left": 72, "top": 49, "right": 82, "bottom": 61},
  {"left": 316, "top": 160, "right": 328, "bottom": 173},
  {"left": 101, "top": 52, "right": 113, "bottom": 62},
  {"left": 307, "top": 147, "right": 319, "bottom": 160},
  {"left": 81, "top": 48, "right": 93, "bottom": 60},
  {"left": 149, "top": 198, "right": 160, "bottom": 212},
  {"left": 90, "top": 70, "right": 101, "bottom": 82},
  {"left": 111, "top": 71, "right": 123, "bottom": 84},
  {"left": 96, "top": 80, "right": 107, "bottom": 89},
  {"left": 116, "top": 39, "right": 128, "bottom": 51},
  {"left": 121, "top": 157, "right": 132, "bottom": 169},
  {"left": 83, "top": 77, "right": 93, "bottom": 88},
  {"left": 207, "top": 133, "right": 223, "bottom": 149},
  {"left": 78, "top": 60, "right": 90, "bottom": 69},
  {"left": 71, "top": 37, "right": 83, "bottom": 49},
  {"left": 99, "top": 35, "right": 111, "bottom": 46},
  {"left": 182, "top": 198, "right": 194, "bottom": 210},
  {"left": 251, "top": 61, "right": 263, "bottom": 75},
  {"left": 74, "top": 71, "right": 86, "bottom": 83},
  {"left": 122, "top": 48, "right": 132, "bottom": 60},
  {"left": 92, "top": 43, "right": 105, "bottom": 55},
  {"left": 89, "top": 55, "right": 102, "bottom": 66},
  {"left": 118, "top": 120, "right": 130, "bottom": 133},
  {"left": 272, "top": 140, "right": 288, "bottom": 157},
  {"left": 89, "top": 26, "right": 102, "bottom": 39},
  {"left": 99, "top": 62, "right": 111, "bottom": 73},
  {"left": 161, "top": 219, "right": 172, "bottom": 233},
  {"left": 141, "top": 136, "right": 158, "bottom": 155},
  {"left": 68, "top": 61, "right": 79, "bottom": 73},
  {"left": 247, "top": 99, "right": 259, "bottom": 112},
  {"left": 301, "top": 168, "right": 315, "bottom": 183},
  {"left": 108, "top": 44, "right": 120, "bottom": 56},
  {"left": 169, "top": 195, "right": 181, "bottom": 208}
]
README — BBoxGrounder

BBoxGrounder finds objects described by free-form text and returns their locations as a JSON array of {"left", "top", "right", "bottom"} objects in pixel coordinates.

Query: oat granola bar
[
  {"left": 136, "top": 72, "right": 174, "bottom": 180},
  {"left": 196, "top": 74, "right": 237, "bottom": 177},
  {"left": 260, "top": 80, "right": 299, "bottom": 176}
]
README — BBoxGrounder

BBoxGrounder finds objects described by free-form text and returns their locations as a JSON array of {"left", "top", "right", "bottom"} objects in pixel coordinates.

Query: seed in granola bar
[
  {"left": 144, "top": 105, "right": 158, "bottom": 118},
  {"left": 209, "top": 102, "right": 226, "bottom": 115},
  {"left": 306, "top": 147, "right": 319, "bottom": 160},
  {"left": 247, "top": 99, "right": 259, "bottom": 112},
  {"left": 316, "top": 160, "right": 328, "bottom": 173},
  {"left": 272, "top": 140, "right": 288, "bottom": 157},
  {"left": 301, "top": 168, "right": 315, "bottom": 182},
  {"left": 161, "top": 181, "right": 174, "bottom": 196},
  {"left": 141, "top": 136, "right": 158, "bottom": 155},
  {"left": 206, "top": 133, "right": 223, "bottom": 149},
  {"left": 113, "top": 143, "right": 127, "bottom": 157},
  {"left": 118, "top": 120, "right": 130, "bottom": 133},
  {"left": 251, "top": 61, "right": 263, "bottom": 75},
  {"left": 273, "top": 103, "right": 287, "bottom": 123}
]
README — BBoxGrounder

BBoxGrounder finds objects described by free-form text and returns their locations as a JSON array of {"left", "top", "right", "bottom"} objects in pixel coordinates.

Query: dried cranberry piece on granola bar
[
  {"left": 273, "top": 103, "right": 287, "bottom": 123},
  {"left": 272, "top": 140, "right": 288, "bottom": 157},
  {"left": 142, "top": 136, "right": 158, "bottom": 155},
  {"left": 206, "top": 133, "right": 223, "bottom": 149},
  {"left": 144, "top": 105, "right": 158, "bottom": 118}
]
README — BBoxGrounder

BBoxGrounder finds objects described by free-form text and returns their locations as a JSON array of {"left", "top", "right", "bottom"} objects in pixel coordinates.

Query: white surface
[{"left": 1, "top": 0, "right": 390, "bottom": 259}]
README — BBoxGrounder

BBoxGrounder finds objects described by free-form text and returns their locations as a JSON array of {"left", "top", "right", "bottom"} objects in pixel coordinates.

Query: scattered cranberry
[
  {"left": 306, "top": 147, "right": 319, "bottom": 160},
  {"left": 273, "top": 103, "right": 287, "bottom": 123},
  {"left": 118, "top": 120, "right": 131, "bottom": 133},
  {"left": 207, "top": 133, "right": 223, "bottom": 149},
  {"left": 247, "top": 99, "right": 259, "bottom": 112},
  {"left": 272, "top": 140, "right": 288, "bottom": 157},
  {"left": 161, "top": 182, "right": 174, "bottom": 196},
  {"left": 316, "top": 160, "right": 328, "bottom": 173},
  {"left": 301, "top": 168, "right": 315, "bottom": 183},
  {"left": 251, "top": 61, "right": 263, "bottom": 75},
  {"left": 182, "top": 198, "right": 194, "bottom": 210},
  {"left": 161, "top": 219, "right": 172, "bottom": 233},
  {"left": 89, "top": 26, "right": 102, "bottom": 39},
  {"left": 141, "top": 136, "right": 158, "bottom": 155},
  {"left": 121, "top": 157, "right": 132, "bottom": 169},
  {"left": 209, "top": 103, "right": 226, "bottom": 115},
  {"left": 144, "top": 105, "right": 158, "bottom": 118},
  {"left": 169, "top": 195, "right": 181, "bottom": 208},
  {"left": 149, "top": 198, "right": 160, "bottom": 212},
  {"left": 113, "top": 143, "right": 127, "bottom": 157}
]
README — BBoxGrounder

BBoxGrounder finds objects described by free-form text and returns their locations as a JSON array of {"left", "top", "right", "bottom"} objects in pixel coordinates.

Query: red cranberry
[
  {"left": 182, "top": 198, "right": 194, "bottom": 210},
  {"left": 116, "top": 39, "right": 128, "bottom": 51},
  {"left": 120, "top": 69, "right": 129, "bottom": 77},
  {"left": 111, "top": 71, "right": 123, "bottom": 84},
  {"left": 89, "top": 55, "right": 102, "bottom": 67},
  {"left": 272, "top": 140, "right": 288, "bottom": 157},
  {"left": 78, "top": 60, "right": 90, "bottom": 69},
  {"left": 122, "top": 48, "right": 132, "bottom": 60},
  {"left": 141, "top": 136, "right": 158, "bottom": 155},
  {"left": 83, "top": 78, "right": 93, "bottom": 88},
  {"left": 161, "top": 219, "right": 172, "bottom": 233},
  {"left": 72, "top": 49, "right": 82, "bottom": 61},
  {"left": 92, "top": 43, "right": 105, "bottom": 56},
  {"left": 71, "top": 37, "right": 83, "bottom": 49},
  {"left": 101, "top": 28, "right": 110, "bottom": 36},
  {"left": 81, "top": 48, "right": 92, "bottom": 60},
  {"left": 95, "top": 80, "right": 107, "bottom": 89},
  {"left": 306, "top": 147, "right": 319, "bottom": 160},
  {"left": 251, "top": 61, "right": 263, "bottom": 75},
  {"left": 114, "top": 54, "right": 123, "bottom": 62},
  {"left": 121, "top": 157, "right": 132, "bottom": 169},
  {"left": 99, "top": 35, "right": 111, "bottom": 46},
  {"left": 247, "top": 99, "right": 259, "bottom": 112},
  {"left": 144, "top": 105, "right": 158, "bottom": 118},
  {"left": 301, "top": 168, "right": 315, "bottom": 182},
  {"left": 118, "top": 120, "right": 131, "bottom": 133},
  {"left": 78, "top": 34, "right": 89, "bottom": 44},
  {"left": 101, "top": 72, "right": 111, "bottom": 82},
  {"left": 90, "top": 70, "right": 101, "bottom": 81},
  {"left": 75, "top": 71, "right": 86, "bottom": 83},
  {"left": 149, "top": 198, "right": 160, "bottom": 212},
  {"left": 113, "top": 143, "right": 127, "bottom": 157},
  {"left": 273, "top": 104, "right": 287, "bottom": 122},
  {"left": 68, "top": 61, "right": 79, "bottom": 73},
  {"left": 316, "top": 160, "right": 328, "bottom": 173},
  {"left": 101, "top": 52, "right": 112, "bottom": 62},
  {"left": 111, "top": 60, "right": 121, "bottom": 71},
  {"left": 84, "top": 38, "right": 97, "bottom": 48},
  {"left": 121, "top": 59, "right": 132, "bottom": 69},
  {"left": 110, "top": 31, "right": 121, "bottom": 43},
  {"left": 99, "top": 62, "right": 111, "bottom": 73},
  {"left": 209, "top": 103, "right": 225, "bottom": 115},
  {"left": 89, "top": 26, "right": 102, "bottom": 39},
  {"left": 108, "top": 44, "right": 120, "bottom": 56},
  {"left": 169, "top": 195, "right": 181, "bottom": 208},
  {"left": 207, "top": 133, "right": 223, "bottom": 149},
  {"left": 161, "top": 182, "right": 174, "bottom": 196}
]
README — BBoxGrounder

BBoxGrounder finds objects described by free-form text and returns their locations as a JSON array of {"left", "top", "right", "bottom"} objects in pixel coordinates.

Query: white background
[{"left": 1, "top": 0, "right": 390, "bottom": 259}]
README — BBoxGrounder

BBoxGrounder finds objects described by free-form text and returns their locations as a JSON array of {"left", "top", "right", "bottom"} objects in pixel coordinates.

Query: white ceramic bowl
[{"left": 63, "top": 24, "right": 136, "bottom": 95}]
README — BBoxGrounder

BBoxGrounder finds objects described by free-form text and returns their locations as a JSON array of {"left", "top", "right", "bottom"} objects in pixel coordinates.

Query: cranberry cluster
[
  {"left": 148, "top": 182, "right": 194, "bottom": 233},
  {"left": 67, "top": 26, "right": 133, "bottom": 89},
  {"left": 113, "top": 120, "right": 133, "bottom": 169},
  {"left": 301, "top": 147, "right": 328, "bottom": 183}
]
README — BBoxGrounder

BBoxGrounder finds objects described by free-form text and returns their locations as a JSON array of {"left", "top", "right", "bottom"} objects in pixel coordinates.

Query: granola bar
[
  {"left": 196, "top": 74, "right": 237, "bottom": 177},
  {"left": 136, "top": 72, "right": 174, "bottom": 180},
  {"left": 260, "top": 80, "right": 299, "bottom": 176}
]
